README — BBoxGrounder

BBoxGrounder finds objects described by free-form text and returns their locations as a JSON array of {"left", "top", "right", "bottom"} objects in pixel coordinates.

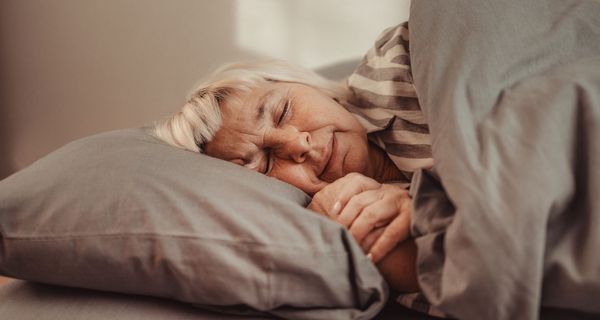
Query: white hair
[{"left": 153, "top": 59, "right": 351, "bottom": 152}]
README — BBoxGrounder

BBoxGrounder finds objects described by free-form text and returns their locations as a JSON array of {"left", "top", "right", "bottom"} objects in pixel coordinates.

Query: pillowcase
[{"left": 0, "top": 127, "right": 388, "bottom": 319}]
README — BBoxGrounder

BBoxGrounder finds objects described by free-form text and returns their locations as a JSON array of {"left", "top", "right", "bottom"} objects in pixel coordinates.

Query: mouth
[{"left": 320, "top": 133, "right": 336, "bottom": 178}]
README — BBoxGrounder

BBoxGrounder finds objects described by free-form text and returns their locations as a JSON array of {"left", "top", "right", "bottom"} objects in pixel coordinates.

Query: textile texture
[{"left": 409, "top": 0, "right": 600, "bottom": 319}]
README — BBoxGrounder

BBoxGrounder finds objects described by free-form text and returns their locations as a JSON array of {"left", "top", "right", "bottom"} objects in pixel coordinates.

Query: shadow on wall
[
  {"left": 0, "top": 37, "right": 15, "bottom": 179},
  {"left": 0, "top": 0, "right": 258, "bottom": 179},
  {"left": 0, "top": 108, "right": 16, "bottom": 180}
]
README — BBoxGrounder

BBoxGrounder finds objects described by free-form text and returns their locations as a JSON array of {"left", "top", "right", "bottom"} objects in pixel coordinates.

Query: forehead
[{"left": 223, "top": 82, "right": 285, "bottom": 119}]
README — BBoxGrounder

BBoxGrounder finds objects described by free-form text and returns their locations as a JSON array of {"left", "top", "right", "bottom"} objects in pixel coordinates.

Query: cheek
[{"left": 269, "top": 165, "right": 328, "bottom": 195}]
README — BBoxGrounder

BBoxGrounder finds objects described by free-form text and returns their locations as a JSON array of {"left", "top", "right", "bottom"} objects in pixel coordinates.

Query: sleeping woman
[{"left": 153, "top": 23, "right": 432, "bottom": 295}]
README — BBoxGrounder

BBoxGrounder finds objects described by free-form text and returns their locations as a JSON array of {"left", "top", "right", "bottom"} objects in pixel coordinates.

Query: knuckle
[
  {"left": 362, "top": 208, "right": 378, "bottom": 220},
  {"left": 345, "top": 172, "right": 370, "bottom": 183},
  {"left": 347, "top": 194, "right": 364, "bottom": 207},
  {"left": 382, "top": 184, "right": 406, "bottom": 196},
  {"left": 312, "top": 193, "right": 323, "bottom": 203},
  {"left": 344, "top": 172, "right": 359, "bottom": 179},
  {"left": 356, "top": 196, "right": 371, "bottom": 207},
  {"left": 376, "top": 189, "right": 387, "bottom": 201},
  {"left": 344, "top": 172, "right": 363, "bottom": 182}
]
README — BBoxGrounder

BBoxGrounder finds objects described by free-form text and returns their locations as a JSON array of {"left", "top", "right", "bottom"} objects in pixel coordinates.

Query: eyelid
[
  {"left": 276, "top": 99, "right": 291, "bottom": 125},
  {"left": 264, "top": 97, "right": 291, "bottom": 174},
  {"left": 263, "top": 148, "right": 272, "bottom": 174}
]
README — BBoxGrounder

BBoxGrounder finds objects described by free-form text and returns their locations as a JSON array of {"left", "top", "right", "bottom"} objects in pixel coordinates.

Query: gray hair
[{"left": 153, "top": 60, "right": 351, "bottom": 152}]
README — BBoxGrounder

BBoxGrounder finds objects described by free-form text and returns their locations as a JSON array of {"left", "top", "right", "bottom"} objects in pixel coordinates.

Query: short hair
[{"left": 153, "top": 60, "right": 351, "bottom": 152}]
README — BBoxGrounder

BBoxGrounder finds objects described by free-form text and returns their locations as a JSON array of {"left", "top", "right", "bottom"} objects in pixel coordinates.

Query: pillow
[{"left": 0, "top": 127, "right": 388, "bottom": 319}]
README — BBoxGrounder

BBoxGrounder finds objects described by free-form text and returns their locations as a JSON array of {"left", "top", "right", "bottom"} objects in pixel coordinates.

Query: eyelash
[
  {"left": 277, "top": 100, "right": 291, "bottom": 125},
  {"left": 264, "top": 99, "right": 291, "bottom": 174}
]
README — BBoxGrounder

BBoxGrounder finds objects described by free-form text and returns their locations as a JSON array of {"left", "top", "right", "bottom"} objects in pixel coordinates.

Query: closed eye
[
  {"left": 263, "top": 148, "right": 272, "bottom": 174},
  {"left": 265, "top": 99, "right": 291, "bottom": 174},
  {"left": 277, "top": 100, "right": 291, "bottom": 125}
]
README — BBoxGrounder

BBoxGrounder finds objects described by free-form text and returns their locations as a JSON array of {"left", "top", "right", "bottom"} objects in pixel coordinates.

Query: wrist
[{"left": 375, "top": 239, "right": 419, "bottom": 293}]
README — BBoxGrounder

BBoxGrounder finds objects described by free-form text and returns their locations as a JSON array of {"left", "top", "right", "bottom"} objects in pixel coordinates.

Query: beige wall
[{"left": 0, "top": 0, "right": 409, "bottom": 179}]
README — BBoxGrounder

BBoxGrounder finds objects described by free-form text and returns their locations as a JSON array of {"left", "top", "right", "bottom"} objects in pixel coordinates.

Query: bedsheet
[
  {"left": 408, "top": 0, "right": 600, "bottom": 319},
  {"left": 0, "top": 281, "right": 444, "bottom": 320}
]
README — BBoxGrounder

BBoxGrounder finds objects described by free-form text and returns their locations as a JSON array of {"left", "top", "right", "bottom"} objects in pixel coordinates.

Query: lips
[{"left": 320, "top": 132, "right": 336, "bottom": 178}]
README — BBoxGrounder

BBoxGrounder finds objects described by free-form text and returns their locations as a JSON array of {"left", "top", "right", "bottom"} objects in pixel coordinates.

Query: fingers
[
  {"left": 368, "top": 201, "right": 412, "bottom": 264},
  {"left": 361, "top": 226, "right": 385, "bottom": 253},
  {"left": 309, "top": 172, "right": 380, "bottom": 219},
  {"left": 328, "top": 173, "right": 380, "bottom": 217},
  {"left": 307, "top": 200, "right": 328, "bottom": 217},
  {"left": 311, "top": 179, "right": 414, "bottom": 264},
  {"left": 337, "top": 189, "right": 381, "bottom": 227},
  {"left": 348, "top": 195, "right": 400, "bottom": 244}
]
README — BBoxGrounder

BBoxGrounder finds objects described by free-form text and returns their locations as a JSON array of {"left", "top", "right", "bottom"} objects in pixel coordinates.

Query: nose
[{"left": 272, "top": 127, "right": 312, "bottom": 163}]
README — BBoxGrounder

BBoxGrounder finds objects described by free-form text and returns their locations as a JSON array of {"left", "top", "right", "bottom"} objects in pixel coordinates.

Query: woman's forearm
[{"left": 375, "top": 239, "right": 419, "bottom": 293}]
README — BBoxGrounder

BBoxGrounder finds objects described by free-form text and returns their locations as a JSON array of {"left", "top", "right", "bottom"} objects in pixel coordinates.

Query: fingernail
[
  {"left": 331, "top": 201, "right": 341, "bottom": 216},
  {"left": 367, "top": 253, "right": 373, "bottom": 261}
]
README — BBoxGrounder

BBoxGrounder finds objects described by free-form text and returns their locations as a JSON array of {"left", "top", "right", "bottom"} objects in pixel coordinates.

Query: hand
[
  {"left": 308, "top": 173, "right": 413, "bottom": 263},
  {"left": 308, "top": 172, "right": 381, "bottom": 218},
  {"left": 341, "top": 183, "right": 412, "bottom": 264}
]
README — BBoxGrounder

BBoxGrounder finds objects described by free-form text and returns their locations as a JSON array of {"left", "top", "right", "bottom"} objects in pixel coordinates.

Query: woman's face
[{"left": 204, "top": 82, "right": 373, "bottom": 195}]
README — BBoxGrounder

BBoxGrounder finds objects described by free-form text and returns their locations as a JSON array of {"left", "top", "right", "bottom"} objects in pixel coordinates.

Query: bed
[
  {"left": 0, "top": 280, "right": 447, "bottom": 320},
  {"left": 1, "top": 0, "right": 600, "bottom": 319}
]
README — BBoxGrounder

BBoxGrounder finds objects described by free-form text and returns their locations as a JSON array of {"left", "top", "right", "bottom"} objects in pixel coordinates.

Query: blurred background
[{"left": 0, "top": 0, "right": 410, "bottom": 180}]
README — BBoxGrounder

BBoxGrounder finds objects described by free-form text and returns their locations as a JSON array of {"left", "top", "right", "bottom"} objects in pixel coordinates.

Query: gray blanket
[{"left": 408, "top": 1, "right": 600, "bottom": 319}]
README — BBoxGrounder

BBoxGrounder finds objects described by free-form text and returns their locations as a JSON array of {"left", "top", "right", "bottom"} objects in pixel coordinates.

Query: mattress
[{"left": 0, "top": 281, "right": 442, "bottom": 320}]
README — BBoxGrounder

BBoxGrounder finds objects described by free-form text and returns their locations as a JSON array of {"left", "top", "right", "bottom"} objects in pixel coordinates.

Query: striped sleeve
[
  {"left": 345, "top": 23, "right": 443, "bottom": 318},
  {"left": 346, "top": 22, "right": 433, "bottom": 182}
]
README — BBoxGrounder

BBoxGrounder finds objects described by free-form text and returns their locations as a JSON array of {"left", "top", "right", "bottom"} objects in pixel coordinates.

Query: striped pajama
[{"left": 343, "top": 22, "right": 446, "bottom": 318}]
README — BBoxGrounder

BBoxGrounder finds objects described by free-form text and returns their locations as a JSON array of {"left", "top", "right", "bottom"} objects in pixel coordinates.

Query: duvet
[{"left": 407, "top": 0, "right": 600, "bottom": 319}]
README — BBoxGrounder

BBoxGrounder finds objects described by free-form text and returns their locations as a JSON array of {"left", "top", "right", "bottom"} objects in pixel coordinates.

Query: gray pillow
[{"left": 0, "top": 127, "right": 387, "bottom": 319}]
